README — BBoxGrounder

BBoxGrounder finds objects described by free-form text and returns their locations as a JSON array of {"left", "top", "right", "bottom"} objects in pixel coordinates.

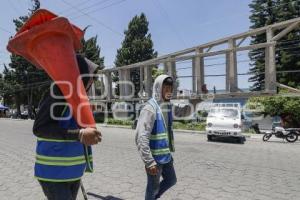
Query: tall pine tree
[
  {"left": 249, "top": 0, "right": 279, "bottom": 91},
  {"left": 276, "top": 0, "right": 300, "bottom": 88},
  {"left": 79, "top": 33, "right": 105, "bottom": 97},
  {"left": 114, "top": 13, "right": 157, "bottom": 97},
  {"left": 249, "top": 0, "right": 300, "bottom": 90},
  {"left": 248, "top": 0, "right": 300, "bottom": 127},
  {"left": 80, "top": 33, "right": 104, "bottom": 68}
]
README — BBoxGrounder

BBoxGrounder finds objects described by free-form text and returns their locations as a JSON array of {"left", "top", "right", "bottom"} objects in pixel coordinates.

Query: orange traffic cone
[{"left": 7, "top": 9, "right": 95, "bottom": 128}]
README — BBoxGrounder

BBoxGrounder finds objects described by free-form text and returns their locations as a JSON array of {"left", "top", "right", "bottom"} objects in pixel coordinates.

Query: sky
[{"left": 0, "top": 0, "right": 253, "bottom": 91}]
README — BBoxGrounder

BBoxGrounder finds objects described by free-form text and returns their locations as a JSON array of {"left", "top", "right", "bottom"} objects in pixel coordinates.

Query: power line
[
  {"left": 178, "top": 69, "right": 300, "bottom": 78},
  {"left": 61, "top": 0, "right": 123, "bottom": 37},
  {"left": 183, "top": 0, "right": 298, "bottom": 33},
  {"left": 57, "top": 0, "right": 96, "bottom": 15},
  {"left": 70, "top": 0, "right": 127, "bottom": 20},
  {"left": 64, "top": 0, "right": 111, "bottom": 17},
  {"left": 0, "top": 26, "right": 12, "bottom": 34},
  {"left": 175, "top": 40, "right": 300, "bottom": 66},
  {"left": 151, "top": 0, "right": 188, "bottom": 48},
  {"left": 176, "top": 43, "right": 300, "bottom": 71},
  {"left": 177, "top": 59, "right": 252, "bottom": 71}
]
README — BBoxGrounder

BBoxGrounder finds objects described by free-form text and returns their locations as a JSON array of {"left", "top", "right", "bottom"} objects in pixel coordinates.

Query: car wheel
[
  {"left": 207, "top": 135, "right": 213, "bottom": 141},
  {"left": 238, "top": 137, "right": 245, "bottom": 144}
]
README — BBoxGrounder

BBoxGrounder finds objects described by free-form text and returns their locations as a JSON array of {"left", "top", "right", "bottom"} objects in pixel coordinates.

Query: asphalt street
[{"left": 0, "top": 119, "right": 299, "bottom": 200}]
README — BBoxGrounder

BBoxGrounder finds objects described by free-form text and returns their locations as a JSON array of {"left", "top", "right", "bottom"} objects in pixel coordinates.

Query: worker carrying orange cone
[{"left": 7, "top": 9, "right": 102, "bottom": 199}]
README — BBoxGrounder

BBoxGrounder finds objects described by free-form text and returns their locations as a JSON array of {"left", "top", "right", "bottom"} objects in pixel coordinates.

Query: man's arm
[{"left": 135, "top": 104, "right": 156, "bottom": 168}]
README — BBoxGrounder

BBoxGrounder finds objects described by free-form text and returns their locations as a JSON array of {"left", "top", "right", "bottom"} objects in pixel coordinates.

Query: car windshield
[{"left": 208, "top": 108, "right": 239, "bottom": 119}]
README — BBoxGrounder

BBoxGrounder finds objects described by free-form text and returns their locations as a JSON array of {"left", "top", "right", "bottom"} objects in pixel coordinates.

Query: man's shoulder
[{"left": 142, "top": 103, "right": 156, "bottom": 114}]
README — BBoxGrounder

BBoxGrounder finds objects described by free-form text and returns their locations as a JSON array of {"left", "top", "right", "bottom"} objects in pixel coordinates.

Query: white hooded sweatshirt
[{"left": 135, "top": 75, "right": 174, "bottom": 168}]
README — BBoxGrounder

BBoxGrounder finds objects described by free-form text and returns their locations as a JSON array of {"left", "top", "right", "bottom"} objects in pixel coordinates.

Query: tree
[
  {"left": 248, "top": 0, "right": 300, "bottom": 127},
  {"left": 248, "top": 0, "right": 279, "bottom": 91},
  {"left": 4, "top": 0, "right": 47, "bottom": 117},
  {"left": 247, "top": 93, "right": 300, "bottom": 127},
  {"left": 114, "top": 13, "right": 157, "bottom": 97},
  {"left": 275, "top": 0, "right": 300, "bottom": 88},
  {"left": 249, "top": 0, "right": 300, "bottom": 90},
  {"left": 3, "top": 1, "right": 105, "bottom": 117},
  {"left": 80, "top": 34, "right": 104, "bottom": 68},
  {"left": 79, "top": 31, "right": 105, "bottom": 98}
]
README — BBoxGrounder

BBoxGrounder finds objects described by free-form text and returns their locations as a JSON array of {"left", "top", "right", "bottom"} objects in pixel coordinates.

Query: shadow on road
[
  {"left": 87, "top": 192, "right": 124, "bottom": 200},
  {"left": 262, "top": 140, "right": 300, "bottom": 144},
  {"left": 209, "top": 137, "right": 244, "bottom": 144}
]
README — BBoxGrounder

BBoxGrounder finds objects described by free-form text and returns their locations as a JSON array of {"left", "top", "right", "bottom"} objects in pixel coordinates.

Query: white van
[{"left": 206, "top": 103, "right": 245, "bottom": 143}]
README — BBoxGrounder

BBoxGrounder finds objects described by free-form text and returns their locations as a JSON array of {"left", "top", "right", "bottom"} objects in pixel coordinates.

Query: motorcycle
[{"left": 252, "top": 124, "right": 299, "bottom": 143}]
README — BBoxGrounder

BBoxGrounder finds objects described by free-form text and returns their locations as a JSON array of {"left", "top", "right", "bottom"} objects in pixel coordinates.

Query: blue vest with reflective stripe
[
  {"left": 34, "top": 108, "right": 93, "bottom": 182},
  {"left": 148, "top": 98, "right": 172, "bottom": 164}
]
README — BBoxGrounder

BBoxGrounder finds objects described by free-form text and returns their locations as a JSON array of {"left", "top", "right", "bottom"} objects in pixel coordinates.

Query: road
[{"left": 0, "top": 119, "right": 299, "bottom": 200}]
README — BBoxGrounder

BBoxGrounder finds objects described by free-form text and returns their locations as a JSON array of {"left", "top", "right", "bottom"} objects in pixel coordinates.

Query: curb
[
  {"left": 0, "top": 118, "right": 34, "bottom": 121},
  {"left": 97, "top": 124, "right": 132, "bottom": 129},
  {"left": 96, "top": 123, "right": 261, "bottom": 139}
]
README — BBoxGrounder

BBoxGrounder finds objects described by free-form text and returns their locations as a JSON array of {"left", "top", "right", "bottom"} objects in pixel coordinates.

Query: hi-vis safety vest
[
  {"left": 34, "top": 108, "right": 93, "bottom": 182},
  {"left": 148, "top": 98, "right": 174, "bottom": 164}
]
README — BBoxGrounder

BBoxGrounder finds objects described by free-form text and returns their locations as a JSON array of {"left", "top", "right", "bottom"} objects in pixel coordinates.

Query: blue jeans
[
  {"left": 39, "top": 180, "right": 81, "bottom": 200},
  {"left": 145, "top": 159, "right": 177, "bottom": 200}
]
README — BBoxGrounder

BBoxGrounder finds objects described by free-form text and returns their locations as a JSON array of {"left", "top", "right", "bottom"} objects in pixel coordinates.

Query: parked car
[{"left": 206, "top": 103, "right": 245, "bottom": 143}]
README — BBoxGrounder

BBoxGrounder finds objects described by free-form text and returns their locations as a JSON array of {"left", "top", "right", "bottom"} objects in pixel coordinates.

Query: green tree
[
  {"left": 249, "top": 0, "right": 300, "bottom": 90},
  {"left": 3, "top": 1, "right": 105, "bottom": 117},
  {"left": 4, "top": 0, "right": 48, "bottom": 117},
  {"left": 247, "top": 94, "right": 300, "bottom": 127},
  {"left": 248, "top": 0, "right": 300, "bottom": 127},
  {"left": 275, "top": 0, "right": 300, "bottom": 88},
  {"left": 114, "top": 13, "right": 157, "bottom": 97},
  {"left": 80, "top": 34, "right": 104, "bottom": 68},
  {"left": 79, "top": 31, "right": 105, "bottom": 97},
  {"left": 248, "top": 0, "right": 279, "bottom": 91}
]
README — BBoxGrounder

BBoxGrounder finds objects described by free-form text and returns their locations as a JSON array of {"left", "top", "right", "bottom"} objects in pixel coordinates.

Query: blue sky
[{"left": 0, "top": 0, "right": 253, "bottom": 91}]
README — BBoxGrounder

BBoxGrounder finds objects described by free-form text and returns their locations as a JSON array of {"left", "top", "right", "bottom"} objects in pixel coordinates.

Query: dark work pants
[{"left": 39, "top": 180, "right": 81, "bottom": 200}]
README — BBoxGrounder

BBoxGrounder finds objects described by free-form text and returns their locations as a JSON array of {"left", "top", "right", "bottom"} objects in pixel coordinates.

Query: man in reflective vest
[
  {"left": 33, "top": 55, "right": 102, "bottom": 200},
  {"left": 135, "top": 74, "right": 177, "bottom": 200}
]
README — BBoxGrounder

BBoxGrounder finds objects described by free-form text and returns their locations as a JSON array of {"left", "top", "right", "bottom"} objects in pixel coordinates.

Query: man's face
[{"left": 162, "top": 84, "right": 173, "bottom": 101}]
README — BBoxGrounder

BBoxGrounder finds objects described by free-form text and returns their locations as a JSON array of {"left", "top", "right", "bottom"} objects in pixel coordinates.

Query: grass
[
  {"left": 173, "top": 121, "right": 206, "bottom": 131},
  {"left": 106, "top": 118, "right": 133, "bottom": 126},
  {"left": 102, "top": 118, "right": 206, "bottom": 132}
]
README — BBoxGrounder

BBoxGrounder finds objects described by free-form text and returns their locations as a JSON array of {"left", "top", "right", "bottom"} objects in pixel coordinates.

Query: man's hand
[
  {"left": 79, "top": 127, "right": 102, "bottom": 146},
  {"left": 146, "top": 165, "right": 159, "bottom": 175}
]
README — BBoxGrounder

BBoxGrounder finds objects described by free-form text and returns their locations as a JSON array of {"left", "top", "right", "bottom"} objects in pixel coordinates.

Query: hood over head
[{"left": 152, "top": 74, "right": 173, "bottom": 102}]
